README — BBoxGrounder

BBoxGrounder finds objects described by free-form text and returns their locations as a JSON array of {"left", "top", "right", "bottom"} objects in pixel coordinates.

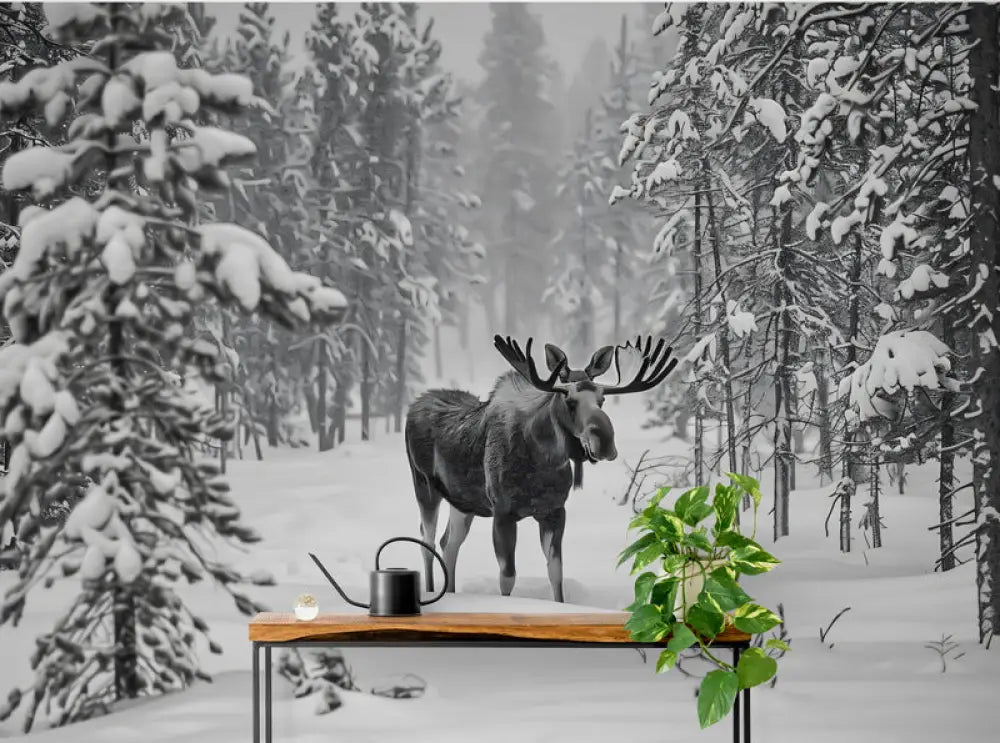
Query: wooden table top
[{"left": 248, "top": 611, "right": 751, "bottom": 645}]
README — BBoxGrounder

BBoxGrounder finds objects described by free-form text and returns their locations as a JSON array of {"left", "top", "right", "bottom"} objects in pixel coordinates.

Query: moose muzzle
[{"left": 584, "top": 412, "right": 617, "bottom": 462}]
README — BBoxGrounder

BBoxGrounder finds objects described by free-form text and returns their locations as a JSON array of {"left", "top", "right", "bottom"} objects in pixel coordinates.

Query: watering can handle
[{"left": 374, "top": 536, "right": 450, "bottom": 606}]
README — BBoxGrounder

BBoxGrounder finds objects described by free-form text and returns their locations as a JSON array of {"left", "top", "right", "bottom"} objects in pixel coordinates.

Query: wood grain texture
[{"left": 248, "top": 611, "right": 751, "bottom": 645}]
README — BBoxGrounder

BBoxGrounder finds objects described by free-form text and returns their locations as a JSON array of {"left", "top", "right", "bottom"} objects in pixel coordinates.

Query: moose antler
[
  {"left": 493, "top": 335, "right": 567, "bottom": 392},
  {"left": 602, "top": 335, "right": 677, "bottom": 395}
]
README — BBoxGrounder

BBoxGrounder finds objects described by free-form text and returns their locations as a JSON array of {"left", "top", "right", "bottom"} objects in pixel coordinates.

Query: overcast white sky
[{"left": 209, "top": 2, "right": 654, "bottom": 85}]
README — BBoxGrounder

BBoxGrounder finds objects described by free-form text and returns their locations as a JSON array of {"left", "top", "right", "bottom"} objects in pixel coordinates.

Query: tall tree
[
  {"left": 476, "top": 3, "right": 561, "bottom": 337},
  {"left": 0, "top": 3, "right": 346, "bottom": 727}
]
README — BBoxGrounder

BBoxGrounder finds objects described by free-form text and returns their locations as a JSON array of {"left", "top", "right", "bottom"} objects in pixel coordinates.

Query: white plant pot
[
  {"left": 294, "top": 605, "right": 319, "bottom": 621},
  {"left": 670, "top": 559, "right": 728, "bottom": 620}
]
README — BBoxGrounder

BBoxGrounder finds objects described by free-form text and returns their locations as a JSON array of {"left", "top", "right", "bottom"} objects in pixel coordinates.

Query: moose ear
[
  {"left": 585, "top": 345, "right": 616, "bottom": 379},
  {"left": 545, "top": 343, "right": 570, "bottom": 381}
]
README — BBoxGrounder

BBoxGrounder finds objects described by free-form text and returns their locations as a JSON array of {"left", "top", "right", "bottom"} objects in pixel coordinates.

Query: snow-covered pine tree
[
  {"left": 476, "top": 3, "right": 562, "bottom": 338},
  {"left": 0, "top": 4, "right": 76, "bottom": 548},
  {"left": 679, "top": 2, "right": 997, "bottom": 639},
  {"left": 0, "top": 3, "right": 346, "bottom": 728},
  {"left": 301, "top": 2, "right": 367, "bottom": 449},
  {"left": 211, "top": 2, "right": 303, "bottom": 455},
  {"left": 392, "top": 5, "right": 484, "bottom": 392},
  {"left": 544, "top": 108, "right": 609, "bottom": 358},
  {"left": 621, "top": 4, "right": 876, "bottom": 541},
  {"left": 0, "top": 4, "right": 71, "bottom": 271},
  {"left": 342, "top": 2, "right": 433, "bottom": 440},
  {"left": 414, "top": 89, "right": 485, "bottom": 381},
  {"left": 598, "top": 15, "right": 659, "bottom": 355}
]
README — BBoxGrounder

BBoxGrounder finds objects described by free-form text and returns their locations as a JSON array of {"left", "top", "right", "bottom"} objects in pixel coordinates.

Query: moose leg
[
  {"left": 441, "top": 505, "right": 473, "bottom": 592},
  {"left": 492, "top": 513, "right": 518, "bottom": 596},
  {"left": 412, "top": 471, "right": 442, "bottom": 592},
  {"left": 537, "top": 508, "right": 567, "bottom": 603}
]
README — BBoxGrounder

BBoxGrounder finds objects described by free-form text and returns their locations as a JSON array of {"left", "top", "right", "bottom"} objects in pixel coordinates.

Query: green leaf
[
  {"left": 698, "top": 670, "right": 739, "bottom": 729},
  {"left": 624, "top": 572, "right": 657, "bottom": 611},
  {"left": 732, "top": 603, "right": 782, "bottom": 634},
  {"left": 655, "top": 648, "right": 677, "bottom": 673},
  {"left": 649, "top": 576, "right": 679, "bottom": 610},
  {"left": 627, "top": 512, "right": 650, "bottom": 531},
  {"left": 730, "top": 545, "right": 781, "bottom": 575},
  {"left": 617, "top": 532, "right": 657, "bottom": 567},
  {"left": 648, "top": 510, "right": 686, "bottom": 542},
  {"left": 666, "top": 623, "right": 698, "bottom": 654},
  {"left": 631, "top": 541, "right": 665, "bottom": 574},
  {"left": 674, "top": 485, "right": 710, "bottom": 525},
  {"left": 684, "top": 529, "right": 714, "bottom": 553},
  {"left": 715, "top": 531, "right": 758, "bottom": 550},
  {"left": 650, "top": 486, "right": 672, "bottom": 508},
  {"left": 624, "top": 604, "right": 660, "bottom": 634},
  {"left": 700, "top": 569, "right": 753, "bottom": 612},
  {"left": 712, "top": 484, "right": 741, "bottom": 532},
  {"left": 624, "top": 605, "right": 670, "bottom": 642},
  {"left": 687, "top": 502, "right": 714, "bottom": 526},
  {"left": 736, "top": 647, "right": 777, "bottom": 689},
  {"left": 765, "top": 638, "right": 791, "bottom": 652},
  {"left": 726, "top": 472, "right": 762, "bottom": 508},
  {"left": 685, "top": 600, "right": 726, "bottom": 638},
  {"left": 661, "top": 553, "right": 688, "bottom": 574}
]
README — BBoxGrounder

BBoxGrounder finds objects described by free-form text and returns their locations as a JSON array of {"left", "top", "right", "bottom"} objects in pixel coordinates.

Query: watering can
[{"left": 308, "top": 537, "right": 449, "bottom": 617}]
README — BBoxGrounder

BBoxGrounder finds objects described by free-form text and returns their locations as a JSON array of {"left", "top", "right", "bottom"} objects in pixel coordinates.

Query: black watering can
[{"left": 308, "top": 537, "right": 449, "bottom": 617}]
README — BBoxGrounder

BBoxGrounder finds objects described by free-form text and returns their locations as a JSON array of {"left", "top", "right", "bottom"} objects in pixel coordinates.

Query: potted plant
[{"left": 619, "top": 473, "right": 788, "bottom": 729}]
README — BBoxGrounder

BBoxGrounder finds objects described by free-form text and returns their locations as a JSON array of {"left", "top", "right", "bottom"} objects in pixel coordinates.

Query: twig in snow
[
  {"left": 923, "top": 634, "right": 964, "bottom": 673},
  {"left": 820, "top": 606, "right": 851, "bottom": 648}
]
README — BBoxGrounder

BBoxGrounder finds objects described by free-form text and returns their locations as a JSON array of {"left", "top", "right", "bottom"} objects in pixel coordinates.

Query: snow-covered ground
[{"left": 2, "top": 330, "right": 999, "bottom": 742}]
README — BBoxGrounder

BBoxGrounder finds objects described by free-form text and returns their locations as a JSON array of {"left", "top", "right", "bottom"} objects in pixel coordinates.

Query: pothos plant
[{"left": 619, "top": 473, "right": 788, "bottom": 729}]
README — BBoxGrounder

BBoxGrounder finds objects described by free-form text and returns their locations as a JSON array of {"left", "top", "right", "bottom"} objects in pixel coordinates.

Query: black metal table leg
[
  {"left": 265, "top": 645, "right": 273, "bottom": 743},
  {"left": 732, "top": 646, "right": 741, "bottom": 743},
  {"left": 743, "top": 684, "right": 751, "bottom": 743},
  {"left": 252, "top": 642, "right": 260, "bottom": 743}
]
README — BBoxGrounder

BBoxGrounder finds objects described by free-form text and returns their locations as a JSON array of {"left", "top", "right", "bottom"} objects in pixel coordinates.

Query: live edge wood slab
[{"left": 248, "top": 611, "right": 751, "bottom": 645}]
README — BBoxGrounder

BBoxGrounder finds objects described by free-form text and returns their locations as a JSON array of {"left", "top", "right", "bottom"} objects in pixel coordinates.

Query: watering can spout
[
  {"left": 308, "top": 537, "right": 449, "bottom": 616},
  {"left": 308, "top": 552, "right": 370, "bottom": 609}
]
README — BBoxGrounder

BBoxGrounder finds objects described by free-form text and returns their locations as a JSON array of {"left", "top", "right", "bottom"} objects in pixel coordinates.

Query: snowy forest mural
[{"left": 0, "top": 2, "right": 998, "bottom": 742}]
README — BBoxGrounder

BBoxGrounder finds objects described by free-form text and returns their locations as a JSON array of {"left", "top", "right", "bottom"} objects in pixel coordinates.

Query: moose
[{"left": 404, "top": 335, "right": 677, "bottom": 602}]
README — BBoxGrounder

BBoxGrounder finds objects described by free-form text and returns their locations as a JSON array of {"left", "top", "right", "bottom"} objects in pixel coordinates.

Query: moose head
[{"left": 493, "top": 335, "right": 678, "bottom": 465}]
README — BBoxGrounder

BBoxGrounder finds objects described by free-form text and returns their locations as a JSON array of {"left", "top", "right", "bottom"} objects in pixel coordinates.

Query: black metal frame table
[{"left": 250, "top": 612, "right": 752, "bottom": 743}]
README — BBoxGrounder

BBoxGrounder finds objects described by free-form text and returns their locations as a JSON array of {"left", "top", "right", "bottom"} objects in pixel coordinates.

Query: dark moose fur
[{"left": 405, "top": 335, "right": 676, "bottom": 602}]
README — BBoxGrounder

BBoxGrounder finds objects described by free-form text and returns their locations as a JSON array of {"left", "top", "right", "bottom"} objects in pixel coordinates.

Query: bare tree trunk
[
  {"left": 503, "top": 198, "right": 519, "bottom": 336},
  {"left": 334, "top": 372, "right": 347, "bottom": 445},
  {"left": 459, "top": 291, "right": 471, "bottom": 350},
  {"left": 434, "top": 321, "right": 443, "bottom": 380},
  {"left": 789, "top": 381, "right": 800, "bottom": 492},
  {"left": 317, "top": 341, "right": 332, "bottom": 451},
  {"left": 840, "top": 232, "right": 864, "bottom": 553},
  {"left": 249, "top": 405, "right": 263, "bottom": 461},
  {"left": 970, "top": 1, "right": 1000, "bottom": 645},
  {"left": 870, "top": 453, "right": 882, "bottom": 549},
  {"left": 705, "top": 181, "right": 737, "bottom": 478},
  {"left": 815, "top": 345, "right": 834, "bottom": 485},
  {"left": 480, "top": 283, "right": 498, "bottom": 334},
  {"left": 773, "top": 209, "right": 794, "bottom": 541},
  {"left": 303, "top": 377, "right": 318, "bottom": 434},
  {"left": 692, "top": 186, "right": 705, "bottom": 484},
  {"left": 394, "top": 319, "right": 407, "bottom": 434},
  {"left": 360, "top": 338, "right": 372, "bottom": 441},
  {"left": 266, "top": 359, "right": 280, "bottom": 447},
  {"left": 839, "top": 478, "right": 854, "bottom": 553},
  {"left": 938, "top": 321, "right": 956, "bottom": 571},
  {"left": 613, "top": 238, "right": 622, "bottom": 347},
  {"left": 105, "top": 6, "right": 137, "bottom": 701}
]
